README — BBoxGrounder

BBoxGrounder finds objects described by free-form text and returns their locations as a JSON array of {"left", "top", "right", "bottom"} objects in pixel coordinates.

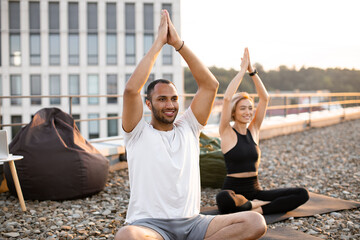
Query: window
[
  {"left": 107, "top": 74, "right": 117, "bottom": 104},
  {"left": 72, "top": 114, "right": 80, "bottom": 131},
  {"left": 69, "top": 75, "right": 80, "bottom": 105},
  {"left": 162, "top": 45, "right": 172, "bottom": 65},
  {"left": 163, "top": 73, "right": 173, "bottom": 82},
  {"left": 144, "top": 4, "right": 154, "bottom": 55},
  {"left": 30, "top": 75, "right": 41, "bottom": 105},
  {"left": 0, "top": 76, "right": 2, "bottom": 105},
  {"left": 106, "top": 3, "right": 117, "bottom": 65},
  {"left": 68, "top": 34, "right": 79, "bottom": 65},
  {"left": 0, "top": 3, "right": 1, "bottom": 66},
  {"left": 49, "top": 75, "right": 61, "bottom": 104},
  {"left": 29, "top": 34, "right": 41, "bottom": 65},
  {"left": 9, "top": 2, "right": 21, "bottom": 66},
  {"left": 144, "top": 34, "right": 153, "bottom": 55},
  {"left": 87, "top": 3, "right": 98, "bottom": 65},
  {"left": 144, "top": 74, "right": 155, "bottom": 97},
  {"left": 49, "top": 34, "right": 60, "bottom": 65},
  {"left": 88, "top": 113, "right": 99, "bottom": 139},
  {"left": 10, "top": 75, "right": 21, "bottom": 105},
  {"left": 125, "top": 74, "right": 132, "bottom": 83},
  {"left": 29, "top": 2, "right": 41, "bottom": 65},
  {"left": 162, "top": 4, "right": 173, "bottom": 65},
  {"left": 107, "top": 114, "right": 118, "bottom": 137},
  {"left": 11, "top": 116, "right": 22, "bottom": 139},
  {"left": 68, "top": 3, "right": 79, "bottom": 65},
  {"left": 49, "top": 2, "right": 60, "bottom": 65},
  {"left": 68, "top": 3, "right": 79, "bottom": 30},
  {"left": 87, "top": 34, "right": 98, "bottom": 65},
  {"left": 88, "top": 75, "right": 99, "bottom": 104},
  {"left": 125, "top": 3, "right": 135, "bottom": 65},
  {"left": 125, "top": 34, "right": 136, "bottom": 65},
  {"left": 10, "top": 34, "right": 21, "bottom": 66}
]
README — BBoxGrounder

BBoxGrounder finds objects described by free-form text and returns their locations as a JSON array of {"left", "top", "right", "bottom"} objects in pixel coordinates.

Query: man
[{"left": 115, "top": 10, "right": 267, "bottom": 240}]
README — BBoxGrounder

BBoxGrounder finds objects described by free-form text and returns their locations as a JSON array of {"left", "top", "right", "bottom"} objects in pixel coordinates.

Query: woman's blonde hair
[{"left": 231, "top": 92, "right": 254, "bottom": 121}]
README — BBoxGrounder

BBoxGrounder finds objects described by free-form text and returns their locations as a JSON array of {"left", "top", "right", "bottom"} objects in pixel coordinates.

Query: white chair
[{"left": 0, "top": 130, "right": 26, "bottom": 211}]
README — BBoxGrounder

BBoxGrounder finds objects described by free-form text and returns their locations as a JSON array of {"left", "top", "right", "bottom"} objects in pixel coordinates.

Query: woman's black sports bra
[{"left": 223, "top": 128, "right": 260, "bottom": 174}]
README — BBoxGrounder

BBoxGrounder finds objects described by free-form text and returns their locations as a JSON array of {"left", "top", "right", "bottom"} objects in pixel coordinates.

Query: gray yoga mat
[{"left": 200, "top": 192, "right": 360, "bottom": 224}]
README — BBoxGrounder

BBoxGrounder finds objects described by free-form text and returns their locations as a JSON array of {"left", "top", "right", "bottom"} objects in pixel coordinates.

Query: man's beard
[{"left": 152, "top": 105, "right": 178, "bottom": 124}]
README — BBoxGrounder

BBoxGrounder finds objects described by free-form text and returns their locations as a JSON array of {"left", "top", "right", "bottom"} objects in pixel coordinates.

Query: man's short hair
[{"left": 146, "top": 79, "right": 176, "bottom": 101}]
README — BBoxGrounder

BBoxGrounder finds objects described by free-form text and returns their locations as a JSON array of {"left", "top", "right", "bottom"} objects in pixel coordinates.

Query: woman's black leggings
[{"left": 221, "top": 176, "right": 309, "bottom": 215}]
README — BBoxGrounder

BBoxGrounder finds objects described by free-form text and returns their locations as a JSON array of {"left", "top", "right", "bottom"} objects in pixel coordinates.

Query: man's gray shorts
[{"left": 129, "top": 214, "right": 215, "bottom": 240}]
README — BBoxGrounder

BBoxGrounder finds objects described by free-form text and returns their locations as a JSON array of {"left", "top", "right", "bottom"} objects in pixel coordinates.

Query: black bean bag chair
[{"left": 4, "top": 108, "right": 109, "bottom": 200}]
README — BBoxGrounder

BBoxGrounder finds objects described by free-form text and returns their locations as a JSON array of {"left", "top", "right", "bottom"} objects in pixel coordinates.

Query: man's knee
[
  {"left": 246, "top": 212, "right": 267, "bottom": 238},
  {"left": 115, "top": 226, "right": 138, "bottom": 240}
]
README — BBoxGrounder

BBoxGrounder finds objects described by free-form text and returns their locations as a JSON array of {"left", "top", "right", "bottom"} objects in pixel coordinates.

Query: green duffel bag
[{"left": 199, "top": 132, "right": 226, "bottom": 189}]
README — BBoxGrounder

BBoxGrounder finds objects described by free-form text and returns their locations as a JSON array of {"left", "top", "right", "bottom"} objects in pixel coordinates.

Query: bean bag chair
[
  {"left": 4, "top": 108, "right": 109, "bottom": 200},
  {"left": 199, "top": 132, "right": 226, "bottom": 188}
]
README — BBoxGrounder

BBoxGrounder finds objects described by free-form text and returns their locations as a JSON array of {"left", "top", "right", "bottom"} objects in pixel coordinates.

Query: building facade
[{"left": 0, "top": 0, "right": 183, "bottom": 140}]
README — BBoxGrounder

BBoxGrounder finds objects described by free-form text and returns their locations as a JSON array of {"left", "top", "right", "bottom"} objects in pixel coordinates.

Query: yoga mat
[
  {"left": 200, "top": 192, "right": 360, "bottom": 224},
  {"left": 260, "top": 226, "right": 322, "bottom": 240}
]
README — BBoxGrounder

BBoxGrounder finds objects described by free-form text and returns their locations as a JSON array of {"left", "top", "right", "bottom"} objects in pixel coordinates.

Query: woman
[{"left": 216, "top": 48, "right": 309, "bottom": 215}]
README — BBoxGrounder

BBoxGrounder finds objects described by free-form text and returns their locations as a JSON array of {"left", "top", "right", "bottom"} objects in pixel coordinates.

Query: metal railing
[{"left": 1, "top": 92, "right": 360, "bottom": 138}]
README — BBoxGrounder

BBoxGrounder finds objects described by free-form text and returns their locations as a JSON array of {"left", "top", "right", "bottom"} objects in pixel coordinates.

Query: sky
[{"left": 180, "top": 0, "right": 360, "bottom": 71}]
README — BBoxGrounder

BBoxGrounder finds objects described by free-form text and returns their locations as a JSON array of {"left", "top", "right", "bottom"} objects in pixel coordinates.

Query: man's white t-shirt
[{"left": 123, "top": 108, "right": 203, "bottom": 223}]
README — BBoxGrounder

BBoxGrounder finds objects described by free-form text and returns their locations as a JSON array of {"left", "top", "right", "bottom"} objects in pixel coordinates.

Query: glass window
[
  {"left": 106, "top": 34, "right": 117, "bottom": 65},
  {"left": 144, "top": 4, "right": 154, "bottom": 31},
  {"left": 144, "top": 34, "right": 153, "bottom": 55},
  {"left": 49, "top": 34, "right": 60, "bottom": 65},
  {"left": 107, "top": 113, "right": 118, "bottom": 137},
  {"left": 106, "top": 3, "right": 117, "bottom": 30},
  {"left": 10, "top": 75, "right": 22, "bottom": 105},
  {"left": 125, "top": 3, "right": 135, "bottom": 31},
  {"left": 107, "top": 74, "right": 117, "bottom": 104},
  {"left": 88, "top": 75, "right": 99, "bottom": 104},
  {"left": 88, "top": 34, "right": 98, "bottom": 65},
  {"left": 30, "top": 75, "right": 41, "bottom": 105},
  {"left": 49, "top": 2, "right": 60, "bottom": 30},
  {"left": 10, "top": 34, "right": 21, "bottom": 66},
  {"left": 163, "top": 45, "right": 172, "bottom": 65},
  {"left": 29, "top": 2, "right": 41, "bottom": 66},
  {"left": 49, "top": 75, "right": 61, "bottom": 104},
  {"left": 29, "top": 2, "right": 40, "bottom": 30},
  {"left": 68, "top": 3, "right": 79, "bottom": 65},
  {"left": 9, "top": 2, "right": 20, "bottom": 30},
  {"left": 68, "top": 34, "right": 79, "bottom": 65},
  {"left": 162, "top": 4, "right": 172, "bottom": 17},
  {"left": 72, "top": 114, "right": 80, "bottom": 131},
  {"left": 0, "top": 76, "right": 2, "bottom": 105},
  {"left": 125, "top": 3, "right": 136, "bottom": 65},
  {"left": 30, "top": 34, "right": 41, "bottom": 65},
  {"left": 125, "top": 74, "right": 131, "bottom": 83},
  {"left": 0, "top": 3, "right": 1, "bottom": 67},
  {"left": 68, "top": 2, "right": 79, "bottom": 30},
  {"left": 125, "top": 34, "right": 135, "bottom": 65},
  {"left": 69, "top": 75, "right": 80, "bottom": 105},
  {"left": 163, "top": 73, "right": 173, "bottom": 82},
  {"left": 87, "top": 3, "right": 98, "bottom": 30},
  {"left": 162, "top": 4, "right": 172, "bottom": 65},
  {"left": 88, "top": 113, "right": 99, "bottom": 139},
  {"left": 11, "top": 116, "right": 22, "bottom": 139},
  {"left": 106, "top": 3, "right": 117, "bottom": 65},
  {"left": 144, "top": 74, "right": 155, "bottom": 96}
]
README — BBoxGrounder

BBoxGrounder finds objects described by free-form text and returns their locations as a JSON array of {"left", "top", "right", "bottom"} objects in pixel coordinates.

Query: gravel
[{"left": 1, "top": 119, "right": 359, "bottom": 239}]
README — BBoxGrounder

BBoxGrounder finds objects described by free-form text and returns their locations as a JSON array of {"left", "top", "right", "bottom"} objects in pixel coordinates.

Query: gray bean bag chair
[{"left": 4, "top": 108, "right": 109, "bottom": 200}]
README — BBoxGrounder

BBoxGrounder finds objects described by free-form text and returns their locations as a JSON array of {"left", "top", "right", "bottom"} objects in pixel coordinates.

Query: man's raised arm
[
  {"left": 122, "top": 10, "right": 168, "bottom": 133},
  {"left": 165, "top": 12, "right": 219, "bottom": 126}
]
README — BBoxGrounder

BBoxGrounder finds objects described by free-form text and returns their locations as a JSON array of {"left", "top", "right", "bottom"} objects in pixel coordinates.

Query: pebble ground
[{"left": 1, "top": 119, "right": 359, "bottom": 239}]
